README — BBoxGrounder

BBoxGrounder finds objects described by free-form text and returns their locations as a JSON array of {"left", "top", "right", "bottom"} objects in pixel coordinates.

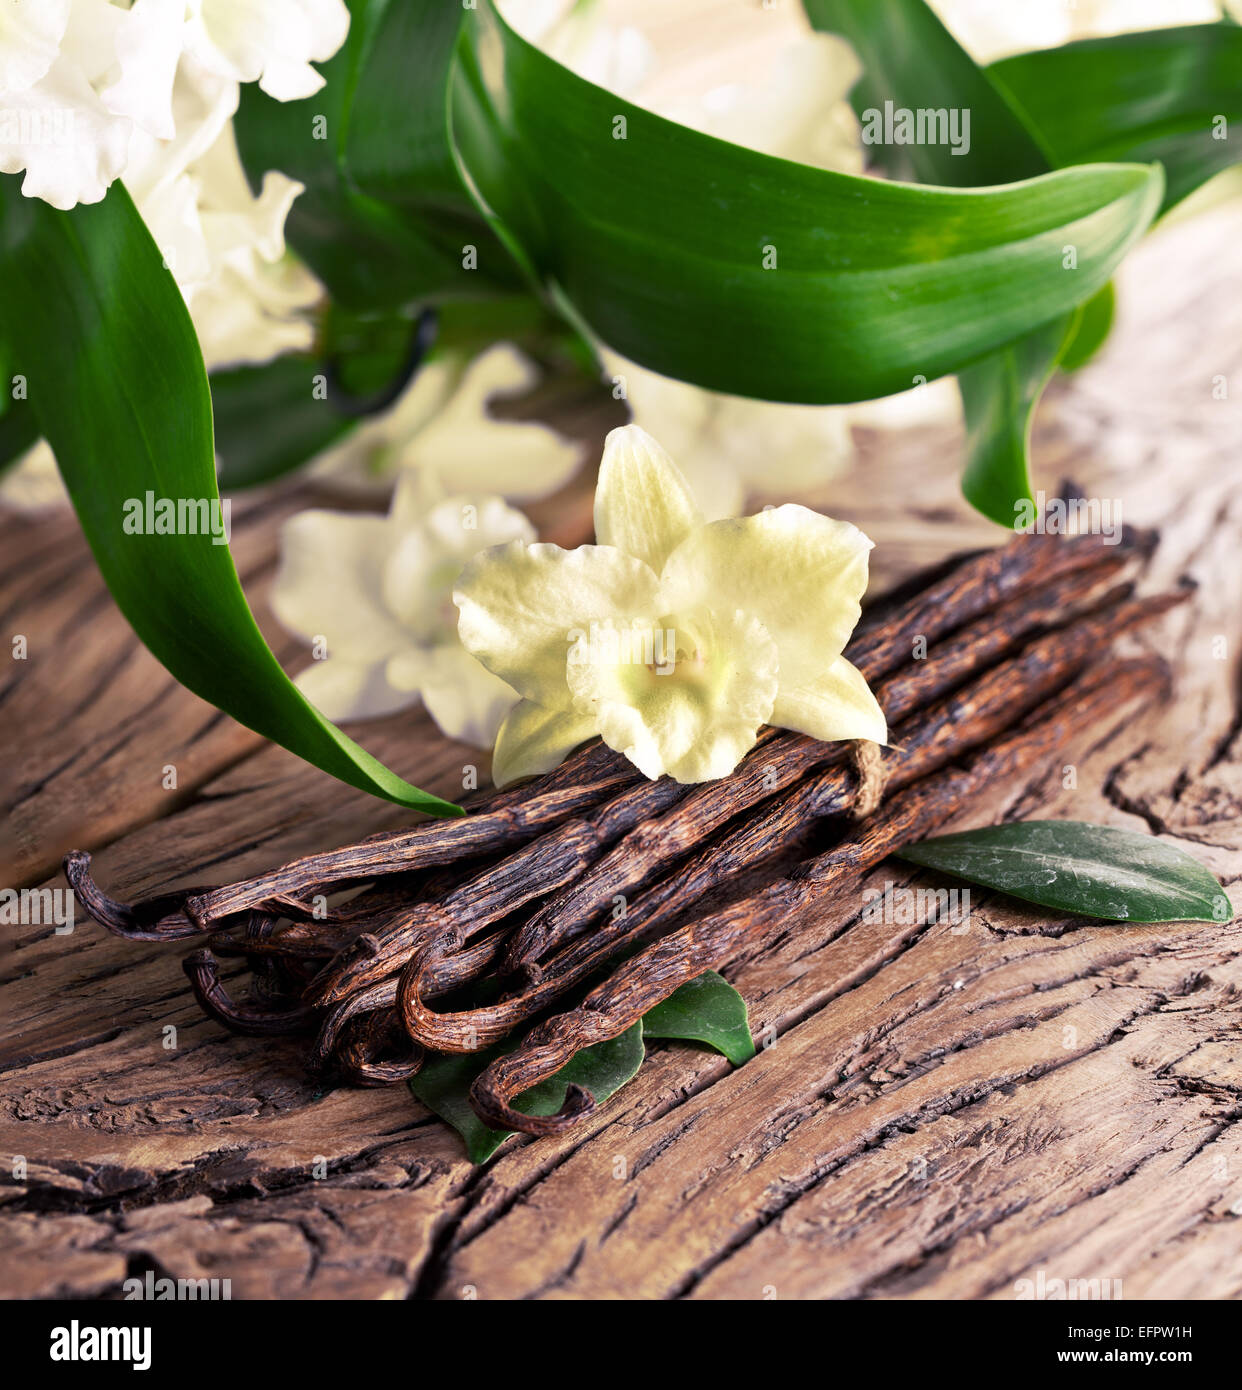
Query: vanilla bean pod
[
  {"left": 182, "top": 949, "right": 317, "bottom": 1036},
  {"left": 64, "top": 737, "right": 641, "bottom": 941},
  {"left": 66, "top": 530, "right": 1125, "bottom": 944},
  {"left": 390, "top": 587, "right": 1177, "bottom": 1056},
  {"left": 504, "top": 548, "right": 1136, "bottom": 974},
  {"left": 467, "top": 654, "right": 1170, "bottom": 1135},
  {"left": 303, "top": 750, "right": 760, "bottom": 1006},
  {"left": 309, "top": 931, "right": 511, "bottom": 1074}
]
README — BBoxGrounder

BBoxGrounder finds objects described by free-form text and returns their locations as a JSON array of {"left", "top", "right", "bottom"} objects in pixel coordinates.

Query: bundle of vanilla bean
[{"left": 66, "top": 523, "right": 1183, "bottom": 1137}]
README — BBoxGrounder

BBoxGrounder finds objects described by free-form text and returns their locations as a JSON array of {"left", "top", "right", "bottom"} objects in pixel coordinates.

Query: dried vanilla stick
[
  {"left": 389, "top": 591, "right": 1179, "bottom": 1056},
  {"left": 467, "top": 654, "right": 1170, "bottom": 1135}
]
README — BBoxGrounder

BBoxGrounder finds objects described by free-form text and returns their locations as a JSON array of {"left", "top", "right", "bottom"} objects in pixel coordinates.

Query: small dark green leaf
[
  {"left": 642, "top": 971, "right": 755, "bottom": 1065},
  {"left": 896, "top": 821, "right": 1231, "bottom": 923},
  {"left": 410, "top": 1023, "right": 645, "bottom": 1164}
]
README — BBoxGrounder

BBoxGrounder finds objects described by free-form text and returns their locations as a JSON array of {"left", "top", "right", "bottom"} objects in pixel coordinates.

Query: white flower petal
[
  {"left": 0, "top": 0, "right": 70, "bottom": 92},
  {"left": 416, "top": 644, "right": 519, "bottom": 749},
  {"left": 271, "top": 510, "right": 407, "bottom": 661},
  {"left": 101, "top": 0, "right": 185, "bottom": 140},
  {"left": 382, "top": 493, "right": 534, "bottom": 641},
  {"left": 491, "top": 697, "right": 599, "bottom": 788},
  {"left": 594, "top": 424, "right": 702, "bottom": 575},
  {"left": 772, "top": 655, "right": 888, "bottom": 747},
  {"left": 404, "top": 344, "right": 585, "bottom": 501},
  {"left": 455, "top": 540, "right": 659, "bottom": 707},
  {"left": 294, "top": 655, "right": 417, "bottom": 723},
  {"left": 0, "top": 57, "right": 131, "bottom": 208},
  {"left": 566, "top": 608, "right": 777, "bottom": 783},
  {"left": 661, "top": 505, "right": 872, "bottom": 688},
  {"left": 188, "top": 0, "right": 349, "bottom": 97}
]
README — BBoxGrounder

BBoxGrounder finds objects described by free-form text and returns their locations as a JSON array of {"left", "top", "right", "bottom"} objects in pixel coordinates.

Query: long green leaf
[
  {"left": 0, "top": 175, "right": 459, "bottom": 816},
  {"left": 958, "top": 310, "right": 1081, "bottom": 525},
  {"left": 803, "top": 0, "right": 1050, "bottom": 187},
  {"left": 451, "top": 0, "right": 1160, "bottom": 405},
  {"left": 804, "top": 0, "right": 1080, "bottom": 525},
  {"left": 990, "top": 26, "right": 1242, "bottom": 215},
  {"left": 896, "top": 821, "right": 1231, "bottom": 923}
]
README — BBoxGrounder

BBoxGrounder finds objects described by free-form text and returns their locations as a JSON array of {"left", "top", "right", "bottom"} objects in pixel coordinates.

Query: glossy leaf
[
  {"left": 411, "top": 1023, "right": 645, "bottom": 1164},
  {"left": 959, "top": 310, "right": 1082, "bottom": 526},
  {"left": 0, "top": 175, "right": 459, "bottom": 816},
  {"left": 642, "top": 970, "right": 755, "bottom": 1065},
  {"left": 990, "top": 26, "right": 1242, "bottom": 215},
  {"left": 804, "top": 0, "right": 1076, "bottom": 526},
  {"left": 451, "top": 0, "right": 1161, "bottom": 405},
  {"left": 803, "top": 0, "right": 1049, "bottom": 187},
  {"left": 896, "top": 821, "right": 1231, "bottom": 923},
  {"left": 234, "top": 0, "right": 518, "bottom": 309},
  {"left": 1058, "top": 282, "right": 1116, "bottom": 373},
  {"left": 411, "top": 972, "right": 753, "bottom": 1160}
]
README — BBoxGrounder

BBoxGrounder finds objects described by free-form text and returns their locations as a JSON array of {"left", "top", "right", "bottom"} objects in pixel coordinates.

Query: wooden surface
[{"left": 1, "top": 203, "right": 1240, "bottom": 1301}]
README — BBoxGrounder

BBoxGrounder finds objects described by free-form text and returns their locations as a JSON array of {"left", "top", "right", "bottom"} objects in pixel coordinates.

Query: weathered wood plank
[{"left": 0, "top": 204, "right": 1238, "bottom": 1301}]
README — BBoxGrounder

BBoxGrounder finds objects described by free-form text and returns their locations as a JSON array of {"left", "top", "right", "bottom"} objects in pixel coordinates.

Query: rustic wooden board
[{"left": 0, "top": 204, "right": 1239, "bottom": 1301}]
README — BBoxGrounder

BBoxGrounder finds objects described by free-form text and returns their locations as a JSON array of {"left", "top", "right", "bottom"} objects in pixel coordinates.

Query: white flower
[
  {"left": 310, "top": 342, "right": 587, "bottom": 504},
  {"left": 2, "top": 32, "right": 325, "bottom": 511},
  {"left": 0, "top": 0, "right": 350, "bottom": 209},
  {"left": 271, "top": 479, "right": 534, "bottom": 745},
  {"left": 456, "top": 425, "right": 886, "bottom": 786},
  {"left": 497, "top": 0, "right": 651, "bottom": 95}
]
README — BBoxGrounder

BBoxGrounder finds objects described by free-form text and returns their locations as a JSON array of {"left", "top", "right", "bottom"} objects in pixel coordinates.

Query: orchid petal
[
  {"left": 566, "top": 607, "right": 778, "bottom": 783},
  {"left": 455, "top": 540, "right": 659, "bottom": 707},
  {"left": 271, "top": 510, "right": 407, "bottom": 662},
  {"left": 661, "top": 504, "right": 872, "bottom": 688},
  {"left": 772, "top": 655, "right": 888, "bottom": 747},
  {"left": 491, "top": 697, "right": 598, "bottom": 788},
  {"left": 594, "top": 423, "right": 702, "bottom": 575}
]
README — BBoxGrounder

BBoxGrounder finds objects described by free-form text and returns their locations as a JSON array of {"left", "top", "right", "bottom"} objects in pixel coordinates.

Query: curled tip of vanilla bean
[
  {"left": 182, "top": 949, "right": 315, "bottom": 1036},
  {"left": 468, "top": 1068, "right": 596, "bottom": 1136},
  {"left": 64, "top": 851, "right": 201, "bottom": 940},
  {"left": 333, "top": 1014, "right": 424, "bottom": 1087}
]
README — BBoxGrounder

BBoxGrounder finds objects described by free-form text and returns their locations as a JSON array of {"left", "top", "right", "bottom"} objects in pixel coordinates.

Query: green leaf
[
  {"left": 451, "top": 0, "right": 1161, "bottom": 405},
  {"left": 410, "top": 972, "right": 752, "bottom": 1160},
  {"left": 411, "top": 1023, "right": 645, "bottom": 1164},
  {"left": 212, "top": 355, "right": 354, "bottom": 491},
  {"left": 803, "top": 0, "right": 1050, "bottom": 187},
  {"left": 896, "top": 821, "right": 1231, "bottom": 924},
  {"left": 0, "top": 400, "right": 38, "bottom": 476},
  {"left": 642, "top": 970, "right": 755, "bottom": 1065},
  {"left": 990, "top": 26, "right": 1242, "bottom": 216},
  {"left": 0, "top": 174, "right": 460, "bottom": 817},
  {"left": 234, "top": 0, "right": 519, "bottom": 309},
  {"left": 1058, "top": 282, "right": 1116, "bottom": 373},
  {"left": 804, "top": 0, "right": 1076, "bottom": 527},
  {"left": 959, "top": 310, "right": 1082, "bottom": 526}
]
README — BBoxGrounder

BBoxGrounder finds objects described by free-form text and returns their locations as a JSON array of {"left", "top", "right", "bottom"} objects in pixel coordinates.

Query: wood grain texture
[{"left": 0, "top": 203, "right": 1238, "bottom": 1301}]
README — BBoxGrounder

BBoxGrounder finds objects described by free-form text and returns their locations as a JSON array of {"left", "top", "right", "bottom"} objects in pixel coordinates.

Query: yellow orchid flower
[{"left": 455, "top": 425, "right": 887, "bottom": 786}]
